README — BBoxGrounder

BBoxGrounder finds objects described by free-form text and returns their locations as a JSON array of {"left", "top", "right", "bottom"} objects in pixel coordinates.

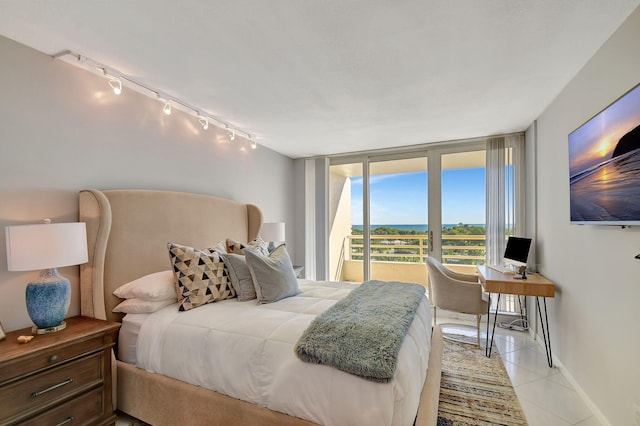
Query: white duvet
[{"left": 135, "top": 279, "right": 432, "bottom": 426}]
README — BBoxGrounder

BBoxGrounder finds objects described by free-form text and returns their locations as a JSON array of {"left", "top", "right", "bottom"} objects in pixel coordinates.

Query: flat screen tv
[{"left": 569, "top": 82, "right": 640, "bottom": 225}]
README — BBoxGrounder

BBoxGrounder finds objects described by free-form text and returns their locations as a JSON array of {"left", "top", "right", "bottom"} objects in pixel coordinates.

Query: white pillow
[
  {"left": 112, "top": 298, "right": 175, "bottom": 314},
  {"left": 113, "top": 270, "right": 177, "bottom": 301}
]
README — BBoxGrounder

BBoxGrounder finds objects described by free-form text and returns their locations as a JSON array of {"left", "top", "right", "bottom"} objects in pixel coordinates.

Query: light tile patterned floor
[{"left": 117, "top": 321, "right": 601, "bottom": 426}]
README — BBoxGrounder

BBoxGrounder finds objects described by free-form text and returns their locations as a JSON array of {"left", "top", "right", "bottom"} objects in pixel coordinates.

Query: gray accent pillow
[
  {"left": 244, "top": 244, "right": 300, "bottom": 304},
  {"left": 220, "top": 253, "right": 257, "bottom": 301}
]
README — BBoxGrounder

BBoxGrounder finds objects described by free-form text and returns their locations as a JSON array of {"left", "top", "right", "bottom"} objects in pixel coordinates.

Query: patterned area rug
[{"left": 437, "top": 336, "right": 528, "bottom": 425}]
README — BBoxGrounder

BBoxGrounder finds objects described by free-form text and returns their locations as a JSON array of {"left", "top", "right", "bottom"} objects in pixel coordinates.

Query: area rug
[{"left": 437, "top": 337, "right": 528, "bottom": 425}]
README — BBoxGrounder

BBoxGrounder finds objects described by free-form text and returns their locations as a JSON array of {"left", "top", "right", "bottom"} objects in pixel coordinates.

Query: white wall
[
  {"left": 0, "top": 36, "right": 296, "bottom": 332},
  {"left": 530, "top": 6, "right": 640, "bottom": 425}
]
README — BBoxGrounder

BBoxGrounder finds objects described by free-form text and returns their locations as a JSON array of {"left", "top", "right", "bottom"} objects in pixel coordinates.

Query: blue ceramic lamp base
[{"left": 26, "top": 268, "right": 71, "bottom": 334}]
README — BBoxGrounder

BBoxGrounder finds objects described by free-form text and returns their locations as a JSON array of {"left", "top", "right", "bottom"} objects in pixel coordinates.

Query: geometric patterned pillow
[
  {"left": 225, "top": 236, "right": 269, "bottom": 256},
  {"left": 167, "top": 242, "right": 237, "bottom": 311}
]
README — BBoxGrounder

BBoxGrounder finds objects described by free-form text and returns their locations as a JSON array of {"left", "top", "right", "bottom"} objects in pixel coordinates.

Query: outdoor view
[
  {"left": 328, "top": 149, "right": 519, "bottom": 314},
  {"left": 349, "top": 154, "right": 486, "bottom": 267},
  {"left": 328, "top": 150, "right": 518, "bottom": 312}
]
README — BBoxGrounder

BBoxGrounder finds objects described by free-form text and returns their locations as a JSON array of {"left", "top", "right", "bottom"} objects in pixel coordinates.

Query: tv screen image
[{"left": 568, "top": 82, "right": 640, "bottom": 225}]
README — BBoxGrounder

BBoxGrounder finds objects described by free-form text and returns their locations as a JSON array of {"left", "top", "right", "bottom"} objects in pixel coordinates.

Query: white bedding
[
  {"left": 118, "top": 312, "right": 147, "bottom": 364},
  {"left": 131, "top": 280, "right": 432, "bottom": 426}
]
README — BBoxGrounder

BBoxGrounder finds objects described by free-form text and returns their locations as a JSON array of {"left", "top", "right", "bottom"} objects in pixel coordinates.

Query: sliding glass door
[
  {"left": 440, "top": 150, "right": 486, "bottom": 274},
  {"left": 327, "top": 136, "right": 523, "bottom": 291},
  {"left": 328, "top": 155, "right": 429, "bottom": 284},
  {"left": 368, "top": 157, "right": 428, "bottom": 283}
]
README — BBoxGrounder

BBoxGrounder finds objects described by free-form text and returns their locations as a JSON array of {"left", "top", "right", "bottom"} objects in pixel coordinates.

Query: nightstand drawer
[
  {"left": 0, "top": 335, "right": 105, "bottom": 384},
  {"left": 20, "top": 387, "right": 104, "bottom": 426},
  {"left": 0, "top": 352, "right": 102, "bottom": 421}
]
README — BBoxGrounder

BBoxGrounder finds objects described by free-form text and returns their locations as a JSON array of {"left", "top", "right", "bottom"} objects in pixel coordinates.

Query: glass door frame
[{"left": 329, "top": 139, "right": 487, "bottom": 281}]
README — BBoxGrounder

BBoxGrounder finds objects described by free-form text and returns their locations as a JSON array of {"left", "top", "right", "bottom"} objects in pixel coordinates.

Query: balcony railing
[
  {"left": 346, "top": 234, "right": 486, "bottom": 264},
  {"left": 338, "top": 234, "right": 520, "bottom": 315}
]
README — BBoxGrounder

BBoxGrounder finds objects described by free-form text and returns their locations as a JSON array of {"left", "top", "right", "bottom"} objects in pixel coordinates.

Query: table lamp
[
  {"left": 5, "top": 220, "right": 88, "bottom": 334},
  {"left": 260, "top": 222, "right": 285, "bottom": 252}
]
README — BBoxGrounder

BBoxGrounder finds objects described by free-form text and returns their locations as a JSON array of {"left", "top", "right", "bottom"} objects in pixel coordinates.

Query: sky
[
  {"left": 351, "top": 168, "right": 486, "bottom": 225},
  {"left": 568, "top": 83, "right": 640, "bottom": 177}
]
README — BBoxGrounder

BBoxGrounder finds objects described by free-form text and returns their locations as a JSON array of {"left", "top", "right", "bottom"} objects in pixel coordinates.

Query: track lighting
[
  {"left": 54, "top": 50, "right": 257, "bottom": 151},
  {"left": 163, "top": 100, "right": 172, "bottom": 115},
  {"left": 227, "top": 126, "right": 235, "bottom": 141},
  {"left": 108, "top": 77, "right": 122, "bottom": 95}
]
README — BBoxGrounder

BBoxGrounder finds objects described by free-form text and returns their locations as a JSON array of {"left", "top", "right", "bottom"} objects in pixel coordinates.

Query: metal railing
[
  {"left": 339, "top": 234, "right": 520, "bottom": 315},
  {"left": 346, "top": 234, "right": 486, "bottom": 265}
]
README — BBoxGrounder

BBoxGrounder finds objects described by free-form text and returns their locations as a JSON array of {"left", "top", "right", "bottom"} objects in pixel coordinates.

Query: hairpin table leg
[{"left": 536, "top": 296, "right": 553, "bottom": 367}]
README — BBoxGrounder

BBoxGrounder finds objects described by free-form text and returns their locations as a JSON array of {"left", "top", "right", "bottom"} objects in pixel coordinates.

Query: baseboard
[{"left": 527, "top": 330, "right": 611, "bottom": 426}]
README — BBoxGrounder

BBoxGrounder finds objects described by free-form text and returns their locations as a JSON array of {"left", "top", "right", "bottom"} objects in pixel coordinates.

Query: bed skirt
[{"left": 117, "top": 325, "right": 443, "bottom": 426}]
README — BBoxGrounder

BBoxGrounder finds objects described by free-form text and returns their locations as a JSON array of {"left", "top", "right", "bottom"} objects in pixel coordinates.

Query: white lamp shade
[
  {"left": 260, "top": 222, "right": 285, "bottom": 242},
  {"left": 6, "top": 222, "right": 88, "bottom": 271}
]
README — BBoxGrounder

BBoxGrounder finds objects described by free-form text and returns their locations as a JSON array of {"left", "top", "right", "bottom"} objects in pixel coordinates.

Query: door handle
[{"left": 429, "top": 230, "right": 433, "bottom": 253}]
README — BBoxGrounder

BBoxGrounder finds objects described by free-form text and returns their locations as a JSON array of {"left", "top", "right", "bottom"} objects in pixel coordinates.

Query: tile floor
[
  {"left": 116, "top": 321, "right": 599, "bottom": 426},
  {"left": 444, "top": 319, "right": 599, "bottom": 426}
]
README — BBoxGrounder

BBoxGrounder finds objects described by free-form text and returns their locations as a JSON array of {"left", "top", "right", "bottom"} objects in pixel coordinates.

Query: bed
[{"left": 78, "top": 189, "right": 443, "bottom": 426}]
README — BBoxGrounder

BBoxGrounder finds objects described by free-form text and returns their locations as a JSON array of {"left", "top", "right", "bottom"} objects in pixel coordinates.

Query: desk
[{"left": 477, "top": 265, "right": 555, "bottom": 367}]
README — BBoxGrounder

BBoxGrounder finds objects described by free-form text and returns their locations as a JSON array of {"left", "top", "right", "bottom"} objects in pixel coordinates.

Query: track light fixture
[
  {"left": 108, "top": 77, "right": 122, "bottom": 95},
  {"left": 162, "top": 100, "right": 172, "bottom": 115},
  {"left": 198, "top": 116, "right": 209, "bottom": 130},
  {"left": 227, "top": 126, "right": 236, "bottom": 141},
  {"left": 53, "top": 50, "right": 258, "bottom": 151}
]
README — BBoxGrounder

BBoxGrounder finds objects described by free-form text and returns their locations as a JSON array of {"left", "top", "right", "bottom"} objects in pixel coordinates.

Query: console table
[{"left": 477, "top": 265, "right": 555, "bottom": 367}]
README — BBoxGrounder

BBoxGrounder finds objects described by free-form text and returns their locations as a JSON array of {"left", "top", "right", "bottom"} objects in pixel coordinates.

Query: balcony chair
[{"left": 425, "top": 257, "right": 489, "bottom": 346}]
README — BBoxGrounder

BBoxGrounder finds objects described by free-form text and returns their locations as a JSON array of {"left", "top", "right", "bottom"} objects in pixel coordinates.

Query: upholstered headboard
[{"left": 79, "top": 189, "right": 263, "bottom": 323}]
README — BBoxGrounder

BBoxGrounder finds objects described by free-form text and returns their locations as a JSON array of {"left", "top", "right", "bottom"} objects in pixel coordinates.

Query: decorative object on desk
[
  {"left": 5, "top": 220, "right": 88, "bottom": 334},
  {"left": 260, "top": 222, "right": 285, "bottom": 252},
  {"left": 437, "top": 339, "right": 527, "bottom": 425},
  {"left": 0, "top": 321, "right": 5, "bottom": 341}
]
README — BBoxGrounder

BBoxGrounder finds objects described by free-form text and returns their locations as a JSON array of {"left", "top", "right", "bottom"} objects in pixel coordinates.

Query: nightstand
[
  {"left": 0, "top": 316, "right": 120, "bottom": 425},
  {"left": 293, "top": 265, "right": 305, "bottom": 279}
]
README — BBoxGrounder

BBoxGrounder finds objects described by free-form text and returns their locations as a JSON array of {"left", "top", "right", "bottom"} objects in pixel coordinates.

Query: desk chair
[{"left": 426, "top": 257, "right": 489, "bottom": 346}]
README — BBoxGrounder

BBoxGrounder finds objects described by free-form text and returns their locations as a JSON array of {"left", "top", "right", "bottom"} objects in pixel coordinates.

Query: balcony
[
  {"left": 334, "top": 234, "right": 521, "bottom": 314},
  {"left": 337, "top": 234, "right": 485, "bottom": 282}
]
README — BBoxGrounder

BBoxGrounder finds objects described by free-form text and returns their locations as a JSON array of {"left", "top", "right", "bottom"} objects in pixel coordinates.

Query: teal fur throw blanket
[{"left": 294, "top": 280, "right": 425, "bottom": 383}]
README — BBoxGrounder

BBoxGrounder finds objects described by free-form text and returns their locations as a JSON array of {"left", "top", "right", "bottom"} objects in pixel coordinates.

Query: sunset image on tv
[{"left": 568, "top": 83, "right": 640, "bottom": 223}]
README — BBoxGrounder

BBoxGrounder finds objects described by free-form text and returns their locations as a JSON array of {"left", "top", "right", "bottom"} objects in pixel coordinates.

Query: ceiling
[{"left": 1, "top": 1, "right": 638, "bottom": 159}]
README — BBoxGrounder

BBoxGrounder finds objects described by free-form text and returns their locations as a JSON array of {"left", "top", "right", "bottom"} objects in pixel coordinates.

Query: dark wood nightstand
[{"left": 0, "top": 316, "right": 120, "bottom": 426}]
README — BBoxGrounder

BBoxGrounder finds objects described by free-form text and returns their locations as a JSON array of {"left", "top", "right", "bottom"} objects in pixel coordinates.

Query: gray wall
[
  {"left": 529, "top": 7, "right": 640, "bottom": 425},
  {"left": 0, "top": 36, "right": 296, "bottom": 332}
]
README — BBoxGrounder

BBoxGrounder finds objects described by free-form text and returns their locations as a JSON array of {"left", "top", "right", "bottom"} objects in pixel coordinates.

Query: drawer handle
[
  {"left": 55, "top": 416, "right": 75, "bottom": 426},
  {"left": 31, "top": 378, "right": 74, "bottom": 398},
  {"left": 49, "top": 354, "right": 59, "bottom": 363}
]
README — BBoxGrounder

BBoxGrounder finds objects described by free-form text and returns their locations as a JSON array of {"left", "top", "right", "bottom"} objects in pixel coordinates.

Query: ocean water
[
  {"left": 352, "top": 224, "right": 484, "bottom": 232},
  {"left": 570, "top": 148, "right": 640, "bottom": 222}
]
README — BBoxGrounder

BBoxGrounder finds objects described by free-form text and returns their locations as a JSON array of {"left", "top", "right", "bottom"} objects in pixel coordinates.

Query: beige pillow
[
  {"left": 112, "top": 298, "right": 175, "bottom": 314},
  {"left": 244, "top": 244, "right": 300, "bottom": 304},
  {"left": 113, "top": 270, "right": 176, "bottom": 301},
  {"left": 225, "top": 237, "right": 269, "bottom": 255}
]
